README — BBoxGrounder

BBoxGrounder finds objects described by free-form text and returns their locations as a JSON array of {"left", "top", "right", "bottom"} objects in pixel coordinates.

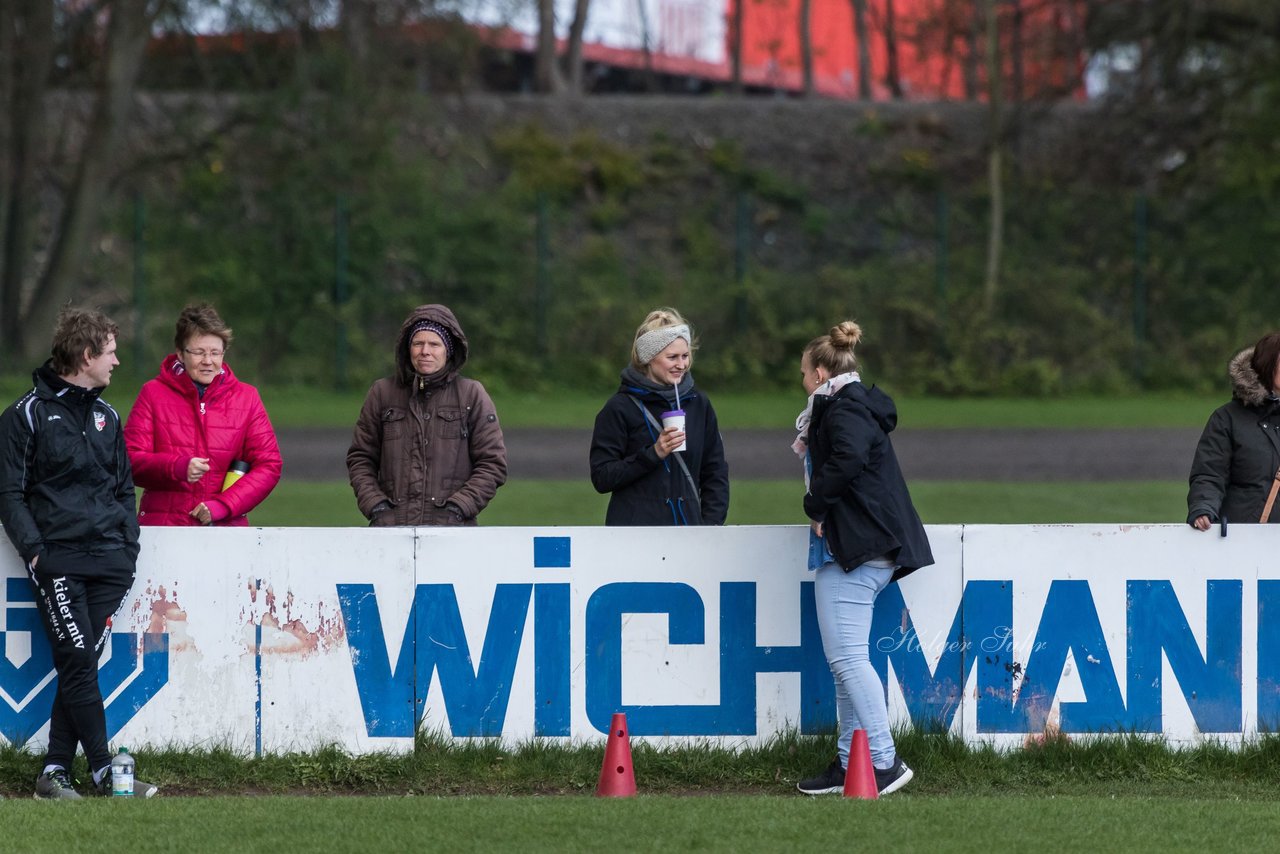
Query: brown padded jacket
[{"left": 346, "top": 305, "right": 507, "bottom": 526}]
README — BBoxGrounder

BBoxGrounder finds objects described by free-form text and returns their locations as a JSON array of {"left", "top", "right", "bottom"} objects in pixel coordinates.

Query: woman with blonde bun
[
  {"left": 793, "top": 320, "right": 932, "bottom": 798},
  {"left": 589, "top": 308, "right": 729, "bottom": 526}
]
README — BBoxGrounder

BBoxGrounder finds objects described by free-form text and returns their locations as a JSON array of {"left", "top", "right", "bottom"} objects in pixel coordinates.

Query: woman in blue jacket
[
  {"left": 589, "top": 308, "right": 729, "bottom": 526},
  {"left": 793, "top": 320, "right": 932, "bottom": 798}
]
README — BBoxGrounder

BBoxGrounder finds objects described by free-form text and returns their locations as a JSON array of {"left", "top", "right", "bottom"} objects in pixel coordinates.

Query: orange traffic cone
[
  {"left": 596, "top": 712, "right": 637, "bottom": 797},
  {"left": 842, "top": 729, "right": 879, "bottom": 799}
]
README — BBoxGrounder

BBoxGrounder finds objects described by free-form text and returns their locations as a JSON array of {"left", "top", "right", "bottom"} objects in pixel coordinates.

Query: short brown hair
[
  {"left": 50, "top": 308, "right": 119, "bottom": 376},
  {"left": 803, "top": 320, "right": 863, "bottom": 375},
  {"left": 174, "top": 303, "right": 233, "bottom": 351},
  {"left": 1251, "top": 331, "right": 1280, "bottom": 392}
]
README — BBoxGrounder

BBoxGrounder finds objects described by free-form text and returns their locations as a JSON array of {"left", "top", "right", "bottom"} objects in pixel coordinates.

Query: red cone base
[
  {"left": 843, "top": 729, "right": 879, "bottom": 799},
  {"left": 596, "top": 712, "right": 637, "bottom": 797}
]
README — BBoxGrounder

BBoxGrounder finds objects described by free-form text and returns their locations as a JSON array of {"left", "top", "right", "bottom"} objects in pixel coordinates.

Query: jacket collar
[
  {"left": 33, "top": 361, "right": 102, "bottom": 407},
  {"left": 619, "top": 365, "right": 696, "bottom": 410},
  {"left": 158, "top": 352, "right": 234, "bottom": 399}
]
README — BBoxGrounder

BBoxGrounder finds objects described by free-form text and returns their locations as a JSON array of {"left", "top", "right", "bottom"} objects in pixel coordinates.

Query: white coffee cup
[{"left": 661, "top": 409, "right": 687, "bottom": 452}]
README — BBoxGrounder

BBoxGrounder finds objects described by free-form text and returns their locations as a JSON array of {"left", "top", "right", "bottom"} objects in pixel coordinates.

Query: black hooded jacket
[
  {"left": 0, "top": 364, "right": 140, "bottom": 564},
  {"left": 803, "top": 381, "right": 932, "bottom": 579},
  {"left": 1187, "top": 347, "right": 1280, "bottom": 525},
  {"left": 589, "top": 367, "right": 729, "bottom": 526}
]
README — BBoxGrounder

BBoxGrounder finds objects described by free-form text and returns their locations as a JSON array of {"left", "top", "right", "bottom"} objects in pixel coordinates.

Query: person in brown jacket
[{"left": 346, "top": 304, "right": 508, "bottom": 526}]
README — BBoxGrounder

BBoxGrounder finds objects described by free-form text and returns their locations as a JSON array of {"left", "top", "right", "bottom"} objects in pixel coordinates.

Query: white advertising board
[{"left": 1, "top": 524, "right": 1275, "bottom": 753}]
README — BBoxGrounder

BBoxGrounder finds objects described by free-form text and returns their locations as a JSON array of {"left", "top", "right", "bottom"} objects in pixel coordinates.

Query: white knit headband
[{"left": 635, "top": 324, "right": 691, "bottom": 365}]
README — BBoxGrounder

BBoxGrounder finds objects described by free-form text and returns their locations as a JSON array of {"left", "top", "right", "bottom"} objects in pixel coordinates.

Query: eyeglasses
[{"left": 183, "top": 348, "right": 225, "bottom": 359}]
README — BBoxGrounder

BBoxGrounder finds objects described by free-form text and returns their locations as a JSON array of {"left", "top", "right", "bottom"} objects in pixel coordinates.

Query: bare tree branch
[
  {"left": 731, "top": 0, "right": 744, "bottom": 93},
  {"left": 883, "top": 0, "right": 902, "bottom": 98},
  {"left": 535, "top": 0, "right": 565, "bottom": 93},
  {"left": 1, "top": 0, "right": 55, "bottom": 355},
  {"left": 850, "top": 0, "right": 871, "bottom": 99},
  {"left": 563, "top": 0, "right": 592, "bottom": 94},
  {"left": 982, "top": 0, "right": 1003, "bottom": 313},
  {"left": 799, "top": 0, "right": 814, "bottom": 96},
  {"left": 24, "top": 0, "right": 156, "bottom": 360}
]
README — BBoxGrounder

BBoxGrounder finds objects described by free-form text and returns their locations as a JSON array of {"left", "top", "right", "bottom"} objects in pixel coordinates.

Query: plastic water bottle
[{"left": 111, "top": 747, "right": 135, "bottom": 797}]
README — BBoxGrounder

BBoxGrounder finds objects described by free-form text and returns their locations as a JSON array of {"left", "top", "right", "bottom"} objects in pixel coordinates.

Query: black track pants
[{"left": 26, "top": 545, "right": 135, "bottom": 773}]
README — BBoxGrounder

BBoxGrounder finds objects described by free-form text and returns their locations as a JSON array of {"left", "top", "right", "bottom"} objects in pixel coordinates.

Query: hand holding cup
[
  {"left": 653, "top": 409, "right": 687, "bottom": 459},
  {"left": 653, "top": 425, "right": 686, "bottom": 459},
  {"left": 661, "top": 410, "right": 687, "bottom": 452}
]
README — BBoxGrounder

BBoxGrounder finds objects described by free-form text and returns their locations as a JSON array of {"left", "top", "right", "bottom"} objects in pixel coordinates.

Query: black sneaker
[
  {"left": 92, "top": 769, "right": 160, "bottom": 799},
  {"left": 874, "top": 755, "right": 913, "bottom": 796},
  {"left": 797, "top": 758, "right": 846, "bottom": 795},
  {"left": 34, "top": 768, "right": 82, "bottom": 801}
]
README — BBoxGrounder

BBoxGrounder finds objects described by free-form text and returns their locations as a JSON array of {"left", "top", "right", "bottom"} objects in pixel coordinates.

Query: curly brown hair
[{"left": 50, "top": 308, "right": 119, "bottom": 376}]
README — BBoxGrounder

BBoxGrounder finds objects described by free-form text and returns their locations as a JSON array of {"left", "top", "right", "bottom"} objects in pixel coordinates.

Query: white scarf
[{"left": 792, "top": 371, "right": 861, "bottom": 459}]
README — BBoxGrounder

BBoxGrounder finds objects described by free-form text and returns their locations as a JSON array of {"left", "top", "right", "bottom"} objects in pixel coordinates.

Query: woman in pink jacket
[{"left": 125, "top": 304, "right": 282, "bottom": 526}]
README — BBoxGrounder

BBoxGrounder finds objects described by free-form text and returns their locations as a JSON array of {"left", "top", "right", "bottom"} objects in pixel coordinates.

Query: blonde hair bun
[{"left": 829, "top": 320, "right": 862, "bottom": 351}]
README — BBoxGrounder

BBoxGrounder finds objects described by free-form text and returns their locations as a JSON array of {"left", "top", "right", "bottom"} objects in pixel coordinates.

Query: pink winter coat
[{"left": 125, "top": 354, "right": 283, "bottom": 526}]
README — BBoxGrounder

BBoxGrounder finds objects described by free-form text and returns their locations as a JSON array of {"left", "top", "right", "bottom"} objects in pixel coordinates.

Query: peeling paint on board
[{"left": 238, "top": 580, "right": 345, "bottom": 658}]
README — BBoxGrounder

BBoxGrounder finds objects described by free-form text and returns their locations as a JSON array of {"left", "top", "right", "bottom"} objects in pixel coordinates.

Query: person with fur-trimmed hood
[
  {"left": 347, "top": 304, "right": 507, "bottom": 526},
  {"left": 1188, "top": 331, "right": 1280, "bottom": 529}
]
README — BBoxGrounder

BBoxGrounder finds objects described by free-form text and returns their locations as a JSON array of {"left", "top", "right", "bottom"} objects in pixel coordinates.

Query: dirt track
[{"left": 279, "top": 426, "right": 1202, "bottom": 483}]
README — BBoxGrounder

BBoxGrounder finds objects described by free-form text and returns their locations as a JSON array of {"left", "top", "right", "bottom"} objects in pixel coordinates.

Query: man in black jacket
[{"left": 0, "top": 308, "right": 156, "bottom": 799}]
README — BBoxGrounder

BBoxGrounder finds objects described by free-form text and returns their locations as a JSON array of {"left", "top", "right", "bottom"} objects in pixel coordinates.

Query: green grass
[
  {"left": 0, "top": 374, "right": 1223, "bottom": 429},
  {"left": 251, "top": 481, "right": 369, "bottom": 526},
  {"left": 4, "top": 733, "right": 1280, "bottom": 851},
  {"left": 248, "top": 480, "right": 1189, "bottom": 527},
  {"left": 909, "top": 480, "right": 1187, "bottom": 524},
  {"left": 3, "top": 794, "right": 1279, "bottom": 853},
  {"left": 7, "top": 729, "right": 1280, "bottom": 799}
]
